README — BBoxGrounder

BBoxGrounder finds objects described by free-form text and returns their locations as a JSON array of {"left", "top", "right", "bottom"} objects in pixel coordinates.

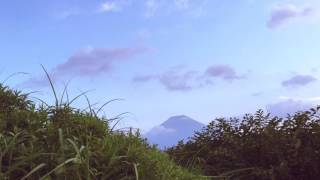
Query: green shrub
[{"left": 167, "top": 109, "right": 320, "bottom": 180}]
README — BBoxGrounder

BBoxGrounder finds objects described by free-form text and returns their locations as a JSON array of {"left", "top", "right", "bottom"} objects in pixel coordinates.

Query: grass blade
[
  {"left": 41, "top": 64, "right": 58, "bottom": 107},
  {"left": 39, "top": 158, "right": 75, "bottom": 180},
  {"left": 21, "top": 163, "right": 46, "bottom": 180}
]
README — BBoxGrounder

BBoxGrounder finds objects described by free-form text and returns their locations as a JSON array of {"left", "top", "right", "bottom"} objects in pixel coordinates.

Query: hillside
[{"left": 0, "top": 83, "right": 205, "bottom": 180}]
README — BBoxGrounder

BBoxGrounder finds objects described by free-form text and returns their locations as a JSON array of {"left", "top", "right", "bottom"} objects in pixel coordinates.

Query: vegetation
[
  {"left": 2, "top": 74, "right": 320, "bottom": 180},
  {"left": 0, "top": 83, "right": 204, "bottom": 180},
  {"left": 167, "top": 109, "right": 320, "bottom": 179}
]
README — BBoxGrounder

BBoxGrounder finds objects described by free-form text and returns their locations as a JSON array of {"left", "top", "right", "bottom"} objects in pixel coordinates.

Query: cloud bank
[
  {"left": 266, "top": 99, "right": 312, "bottom": 117},
  {"left": 55, "top": 47, "right": 149, "bottom": 77},
  {"left": 267, "top": 4, "right": 316, "bottom": 29},
  {"left": 23, "top": 46, "right": 150, "bottom": 87},
  {"left": 282, "top": 75, "right": 317, "bottom": 87},
  {"left": 205, "top": 65, "right": 243, "bottom": 81},
  {"left": 134, "top": 64, "right": 244, "bottom": 92}
]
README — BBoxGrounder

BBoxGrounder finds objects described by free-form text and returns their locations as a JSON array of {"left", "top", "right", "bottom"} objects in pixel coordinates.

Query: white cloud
[
  {"left": 147, "top": 125, "right": 176, "bottom": 135},
  {"left": 99, "top": 1, "right": 118, "bottom": 13},
  {"left": 143, "top": 0, "right": 207, "bottom": 18}
]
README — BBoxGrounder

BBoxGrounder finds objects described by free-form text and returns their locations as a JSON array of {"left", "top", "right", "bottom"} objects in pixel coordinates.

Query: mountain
[{"left": 145, "top": 115, "right": 205, "bottom": 149}]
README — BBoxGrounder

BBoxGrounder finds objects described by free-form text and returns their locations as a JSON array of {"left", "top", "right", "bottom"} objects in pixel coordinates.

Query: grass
[{"left": 0, "top": 81, "right": 206, "bottom": 180}]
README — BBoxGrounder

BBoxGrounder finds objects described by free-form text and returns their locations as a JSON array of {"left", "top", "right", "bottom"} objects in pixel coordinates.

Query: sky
[{"left": 1, "top": 0, "right": 320, "bottom": 132}]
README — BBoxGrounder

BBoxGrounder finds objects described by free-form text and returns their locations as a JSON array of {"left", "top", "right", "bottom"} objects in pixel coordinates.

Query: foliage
[
  {"left": 167, "top": 109, "right": 320, "bottom": 180},
  {"left": 0, "top": 83, "right": 204, "bottom": 180}
]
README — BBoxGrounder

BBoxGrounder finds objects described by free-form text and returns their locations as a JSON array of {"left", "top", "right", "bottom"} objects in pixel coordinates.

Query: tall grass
[{"left": 0, "top": 81, "right": 205, "bottom": 180}]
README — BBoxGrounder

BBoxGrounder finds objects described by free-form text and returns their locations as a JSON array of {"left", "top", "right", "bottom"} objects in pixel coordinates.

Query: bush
[{"left": 167, "top": 109, "right": 320, "bottom": 180}]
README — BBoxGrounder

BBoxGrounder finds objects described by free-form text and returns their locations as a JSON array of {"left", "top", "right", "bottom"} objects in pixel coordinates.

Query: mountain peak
[
  {"left": 145, "top": 115, "right": 205, "bottom": 149},
  {"left": 161, "top": 115, "right": 204, "bottom": 130}
]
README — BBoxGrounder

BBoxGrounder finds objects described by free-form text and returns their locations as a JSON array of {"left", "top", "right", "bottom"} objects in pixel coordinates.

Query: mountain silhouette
[{"left": 145, "top": 115, "right": 204, "bottom": 149}]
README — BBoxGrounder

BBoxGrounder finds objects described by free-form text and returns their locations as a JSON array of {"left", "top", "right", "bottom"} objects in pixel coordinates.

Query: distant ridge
[{"left": 145, "top": 115, "right": 204, "bottom": 149}]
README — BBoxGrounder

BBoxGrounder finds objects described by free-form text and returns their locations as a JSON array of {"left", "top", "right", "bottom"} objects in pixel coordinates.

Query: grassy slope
[{"left": 0, "top": 84, "right": 205, "bottom": 180}]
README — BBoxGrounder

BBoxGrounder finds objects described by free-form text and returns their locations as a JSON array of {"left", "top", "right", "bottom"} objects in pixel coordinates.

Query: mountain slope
[{"left": 145, "top": 115, "right": 204, "bottom": 149}]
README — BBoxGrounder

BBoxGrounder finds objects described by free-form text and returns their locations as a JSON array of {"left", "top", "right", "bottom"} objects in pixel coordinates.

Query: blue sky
[{"left": 2, "top": 0, "right": 320, "bottom": 131}]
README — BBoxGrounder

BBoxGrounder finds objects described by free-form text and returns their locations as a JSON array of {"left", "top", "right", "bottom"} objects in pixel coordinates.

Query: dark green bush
[{"left": 167, "top": 109, "right": 320, "bottom": 180}]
